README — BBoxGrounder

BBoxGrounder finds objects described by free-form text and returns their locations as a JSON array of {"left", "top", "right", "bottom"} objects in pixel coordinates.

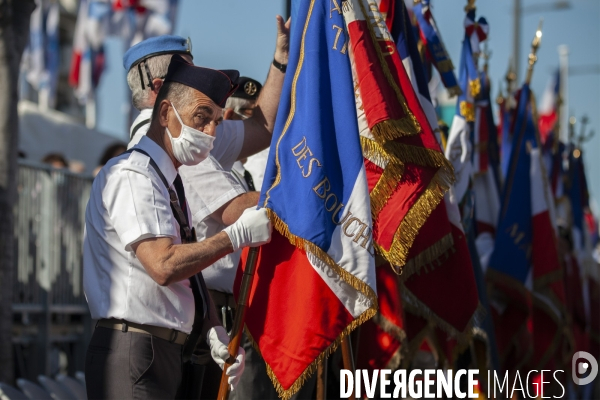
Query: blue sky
[{"left": 95, "top": 0, "right": 600, "bottom": 211}]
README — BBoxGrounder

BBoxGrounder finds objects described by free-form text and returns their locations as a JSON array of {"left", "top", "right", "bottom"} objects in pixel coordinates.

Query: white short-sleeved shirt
[
  {"left": 83, "top": 136, "right": 196, "bottom": 333},
  {"left": 127, "top": 109, "right": 247, "bottom": 294},
  {"left": 179, "top": 156, "right": 246, "bottom": 293}
]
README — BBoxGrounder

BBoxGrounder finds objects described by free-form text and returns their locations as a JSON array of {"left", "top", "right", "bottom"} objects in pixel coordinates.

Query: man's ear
[
  {"left": 152, "top": 79, "right": 163, "bottom": 95},
  {"left": 158, "top": 100, "right": 170, "bottom": 127},
  {"left": 223, "top": 108, "right": 235, "bottom": 121}
]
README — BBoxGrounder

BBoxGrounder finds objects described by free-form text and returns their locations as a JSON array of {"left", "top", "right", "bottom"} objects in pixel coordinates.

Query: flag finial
[
  {"left": 464, "top": 0, "right": 476, "bottom": 12},
  {"left": 496, "top": 80, "right": 505, "bottom": 105},
  {"left": 525, "top": 18, "right": 543, "bottom": 84}
]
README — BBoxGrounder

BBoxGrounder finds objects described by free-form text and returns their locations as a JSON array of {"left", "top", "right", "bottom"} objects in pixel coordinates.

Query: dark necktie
[
  {"left": 243, "top": 169, "right": 256, "bottom": 191},
  {"left": 171, "top": 174, "right": 211, "bottom": 360}
]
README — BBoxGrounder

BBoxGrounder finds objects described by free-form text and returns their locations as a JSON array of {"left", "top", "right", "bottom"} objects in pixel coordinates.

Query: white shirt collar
[
  {"left": 129, "top": 108, "right": 153, "bottom": 136},
  {"left": 136, "top": 135, "right": 178, "bottom": 186}
]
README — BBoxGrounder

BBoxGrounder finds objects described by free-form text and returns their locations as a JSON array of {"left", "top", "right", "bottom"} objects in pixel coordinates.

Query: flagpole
[
  {"left": 524, "top": 19, "right": 543, "bottom": 85},
  {"left": 341, "top": 337, "right": 356, "bottom": 400},
  {"left": 316, "top": 360, "right": 327, "bottom": 400},
  {"left": 217, "top": 246, "right": 260, "bottom": 400}
]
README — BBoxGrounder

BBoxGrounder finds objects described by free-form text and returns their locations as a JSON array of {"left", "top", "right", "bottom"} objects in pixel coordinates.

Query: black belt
[{"left": 96, "top": 319, "right": 188, "bottom": 345}]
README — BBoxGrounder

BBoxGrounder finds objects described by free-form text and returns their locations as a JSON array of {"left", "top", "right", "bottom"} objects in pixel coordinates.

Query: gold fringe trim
[
  {"left": 372, "top": 311, "right": 407, "bottom": 342},
  {"left": 370, "top": 160, "right": 404, "bottom": 217},
  {"left": 375, "top": 169, "right": 451, "bottom": 270},
  {"left": 460, "top": 101, "right": 475, "bottom": 122},
  {"left": 469, "top": 78, "right": 481, "bottom": 97},
  {"left": 245, "top": 306, "right": 377, "bottom": 399},
  {"left": 437, "top": 58, "right": 454, "bottom": 74},
  {"left": 356, "top": 0, "right": 421, "bottom": 141},
  {"left": 402, "top": 323, "right": 435, "bottom": 369},
  {"left": 402, "top": 283, "right": 486, "bottom": 345},
  {"left": 360, "top": 136, "right": 392, "bottom": 167},
  {"left": 384, "top": 142, "right": 454, "bottom": 172},
  {"left": 531, "top": 294, "right": 564, "bottom": 370},
  {"left": 360, "top": 136, "right": 455, "bottom": 173},
  {"left": 245, "top": 207, "right": 379, "bottom": 399},
  {"left": 486, "top": 268, "right": 530, "bottom": 302},
  {"left": 400, "top": 233, "right": 454, "bottom": 280},
  {"left": 266, "top": 209, "right": 379, "bottom": 308},
  {"left": 533, "top": 269, "right": 564, "bottom": 291},
  {"left": 385, "top": 347, "right": 403, "bottom": 370},
  {"left": 447, "top": 85, "right": 462, "bottom": 98},
  {"left": 370, "top": 118, "right": 422, "bottom": 142}
]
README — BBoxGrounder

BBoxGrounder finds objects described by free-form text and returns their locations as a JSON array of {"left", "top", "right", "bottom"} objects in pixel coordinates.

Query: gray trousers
[{"left": 85, "top": 326, "right": 184, "bottom": 399}]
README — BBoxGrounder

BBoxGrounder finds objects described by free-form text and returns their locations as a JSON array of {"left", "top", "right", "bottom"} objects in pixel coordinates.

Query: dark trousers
[{"left": 85, "top": 326, "right": 184, "bottom": 399}]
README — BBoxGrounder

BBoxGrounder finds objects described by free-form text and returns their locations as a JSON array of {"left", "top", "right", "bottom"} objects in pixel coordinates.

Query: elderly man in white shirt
[
  {"left": 120, "top": 19, "right": 291, "bottom": 399},
  {"left": 83, "top": 56, "right": 272, "bottom": 399}
]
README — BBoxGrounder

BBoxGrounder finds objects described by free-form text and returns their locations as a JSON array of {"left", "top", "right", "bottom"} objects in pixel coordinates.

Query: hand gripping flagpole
[
  {"left": 217, "top": 246, "right": 260, "bottom": 400},
  {"left": 525, "top": 19, "right": 543, "bottom": 85}
]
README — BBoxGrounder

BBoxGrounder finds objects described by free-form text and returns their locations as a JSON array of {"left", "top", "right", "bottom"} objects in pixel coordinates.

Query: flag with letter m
[{"left": 235, "top": 0, "right": 377, "bottom": 398}]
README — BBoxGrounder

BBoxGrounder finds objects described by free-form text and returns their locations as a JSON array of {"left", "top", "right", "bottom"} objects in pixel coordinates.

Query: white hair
[
  {"left": 126, "top": 54, "right": 173, "bottom": 110},
  {"left": 150, "top": 81, "right": 196, "bottom": 123}
]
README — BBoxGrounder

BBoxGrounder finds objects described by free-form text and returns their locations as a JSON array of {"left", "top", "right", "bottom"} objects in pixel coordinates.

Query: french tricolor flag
[
  {"left": 487, "top": 83, "right": 566, "bottom": 370},
  {"left": 235, "top": 1, "right": 377, "bottom": 398}
]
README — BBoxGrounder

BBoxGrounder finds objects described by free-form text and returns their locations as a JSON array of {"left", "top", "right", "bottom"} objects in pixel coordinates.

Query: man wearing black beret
[{"left": 83, "top": 57, "right": 274, "bottom": 399}]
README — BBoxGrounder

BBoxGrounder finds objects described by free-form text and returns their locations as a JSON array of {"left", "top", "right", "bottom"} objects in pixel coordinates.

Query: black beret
[
  {"left": 164, "top": 55, "right": 239, "bottom": 107},
  {"left": 231, "top": 77, "right": 262, "bottom": 100}
]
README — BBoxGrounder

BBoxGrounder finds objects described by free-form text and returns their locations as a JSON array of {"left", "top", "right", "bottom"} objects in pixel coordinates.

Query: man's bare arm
[
  {"left": 237, "top": 16, "right": 290, "bottom": 160},
  {"left": 132, "top": 232, "right": 233, "bottom": 287},
  {"left": 212, "top": 191, "right": 260, "bottom": 226}
]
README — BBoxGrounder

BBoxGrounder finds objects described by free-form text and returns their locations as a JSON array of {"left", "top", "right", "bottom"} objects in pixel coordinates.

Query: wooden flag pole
[
  {"left": 341, "top": 336, "right": 356, "bottom": 400},
  {"left": 217, "top": 246, "right": 260, "bottom": 400},
  {"left": 316, "top": 360, "right": 327, "bottom": 400}
]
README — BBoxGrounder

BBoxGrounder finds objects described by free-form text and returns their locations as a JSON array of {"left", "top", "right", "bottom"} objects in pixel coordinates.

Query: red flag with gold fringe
[{"left": 343, "top": 0, "right": 480, "bottom": 362}]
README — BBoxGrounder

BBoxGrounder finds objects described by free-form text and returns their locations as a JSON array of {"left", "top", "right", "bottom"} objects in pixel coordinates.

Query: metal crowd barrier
[{"left": 12, "top": 160, "right": 93, "bottom": 380}]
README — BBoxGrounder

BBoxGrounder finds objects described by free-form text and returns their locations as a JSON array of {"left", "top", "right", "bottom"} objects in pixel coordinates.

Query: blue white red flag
[
  {"left": 445, "top": 8, "right": 486, "bottom": 207},
  {"left": 236, "top": 1, "right": 377, "bottom": 397},
  {"left": 473, "top": 70, "right": 501, "bottom": 265},
  {"left": 487, "top": 83, "right": 566, "bottom": 370},
  {"left": 391, "top": 1, "right": 439, "bottom": 139},
  {"left": 22, "top": 0, "right": 60, "bottom": 108},
  {"left": 412, "top": 0, "right": 461, "bottom": 97},
  {"left": 367, "top": 0, "right": 480, "bottom": 364},
  {"left": 70, "top": 0, "right": 178, "bottom": 103},
  {"left": 538, "top": 69, "right": 560, "bottom": 144}
]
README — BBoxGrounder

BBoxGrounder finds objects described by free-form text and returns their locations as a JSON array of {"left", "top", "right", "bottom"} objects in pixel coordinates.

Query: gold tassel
[
  {"left": 469, "top": 78, "right": 481, "bottom": 97},
  {"left": 460, "top": 101, "right": 475, "bottom": 122}
]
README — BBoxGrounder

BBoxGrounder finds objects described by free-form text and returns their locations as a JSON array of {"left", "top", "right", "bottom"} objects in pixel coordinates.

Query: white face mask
[{"left": 166, "top": 103, "right": 216, "bottom": 166}]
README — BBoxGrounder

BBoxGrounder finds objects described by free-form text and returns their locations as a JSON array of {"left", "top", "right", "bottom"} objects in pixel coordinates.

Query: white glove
[
  {"left": 223, "top": 207, "right": 272, "bottom": 251},
  {"left": 206, "top": 326, "right": 246, "bottom": 391}
]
